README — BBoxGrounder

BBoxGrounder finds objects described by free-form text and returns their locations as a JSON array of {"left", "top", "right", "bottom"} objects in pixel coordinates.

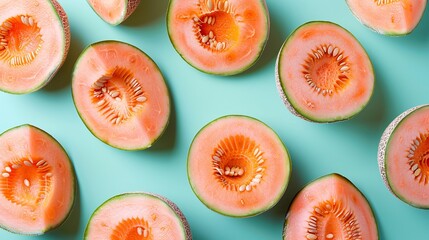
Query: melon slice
[
  {"left": 84, "top": 192, "right": 192, "bottom": 240},
  {"left": 188, "top": 115, "right": 291, "bottom": 217},
  {"left": 276, "top": 21, "right": 374, "bottom": 123},
  {"left": 283, "top": 174, "right": 378, "bottom": 240},
  {"left": 378, "top": 105, "right": 429, "bottom": 208},
  {"left": 167, "top": 0, "right": 270, "bottom": 75},
  {"left": 86, "top": 0, "right": 141, "bottom": 25},
  {"left": 0, "top": 0, "right": 70, "bottom": 94},
  {"left": 0, "top": 125, "right": 75, "bottom": 235},
  {"left": 346, "top": 0, "right": 427, "bottom": 35},
  {"left": 72, "top": 40, "right": 170, "bottom": 150}
]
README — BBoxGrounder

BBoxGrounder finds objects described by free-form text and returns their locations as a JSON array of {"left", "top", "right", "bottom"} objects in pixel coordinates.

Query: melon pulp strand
[
  {"left": 167, "top": 0, "right": 270, "bottom": 75},
  {"left": 378, "top": 105, "right": 429, "bottom": 208},
  {"left": 84, "top": 192, "right": 192, "bottom": 240},
  {"left": 283, "top": 173, "right": 378, "bottom": 240},
  {"left": 276, "top": 21, "right": 374, "bottom": 123},
  {"left": 187, "top": 115, "right": 291, "bottom": 217},
  {"left": 72, "top": 40, "right": 171, "bottom": 150},
  {"left": 0, "top": 124, "right": 76, "bottom": 235},
  {"left": 0, "top": 0, "right": 70, "bottom": 94}
]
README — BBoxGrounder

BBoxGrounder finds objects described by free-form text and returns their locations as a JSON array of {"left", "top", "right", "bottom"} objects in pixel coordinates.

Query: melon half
[
  {"left": 276, "top": 21, "right": 374, "bottom": 123},
  {"left": 167, "top": 0, "right": 270, "bottom": 75},
  {"left": 0, "top": 125, "right": 75, "bottom": 235},
  {"left": 0, "top": 0, "right": 70, "bottom": 94},
  {"left": 72, "top": 41, "right": 170, "bottom": 150},
  {"left": 188, "top": 115, "right": 291, "bottom": 217},
  {"left": 86, "top": 0, "right": 141, "bottom": 25},
  {"left": 378, "top": 105, "right": 429, "bottom": 208}
]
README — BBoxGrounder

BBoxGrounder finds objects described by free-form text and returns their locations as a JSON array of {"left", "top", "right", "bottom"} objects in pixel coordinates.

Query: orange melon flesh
[
  {"left": 276, "top": 21, "right": 374, "bottom": 122},
  {"left": 167, "top": 0, "right": 269, "bottom": 75},
  {"left": 86, "top": 0, "right": 141, "bottom": 25},
  {"left": 283, "top": 174, "right": 378, "bottom": 240},
  {"left": 0, "top": 125, "right": 75, "bottom": 234},
  {"left": 346, "top": 0, "right": 427, "bottom": 35},
  {"left": 85, "top": 193, "right": 191, "bottom": 239},
  {"left": 72, "top": 41, "right": 170, "bottom": 150},
  {"left": 0, "top": 0, "right": 70, "bottom": 94},
  {"left": 188, "top": 115, "right": 291, "bottom": 217},
  {"left": 380, "top": 105, "right": 429, "bottom": 208}
]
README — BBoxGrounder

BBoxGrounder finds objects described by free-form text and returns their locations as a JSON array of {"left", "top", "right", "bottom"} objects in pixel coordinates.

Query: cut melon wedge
[
  {"left": 283, "top": 174, "right": 378, "bottom": 240},
  {"left": 188, "top": 115, "right": 291, "bottom": 217},
  {"left": 0, "top": 0, "right": 70, "bottom": 94},
  {"left": 72, "top": 40, "right": 170, "bottom": 150},
  {"left": 84, "top": 192, "right": 192, "bottom": 240},
  {"left": 346, "top": 0, "right": 427, "bottom": 35},
  {"left": 0, "top": 125, "right": 75, "bottom": 235},
  {"left": 86, "top": 0, "right": 141, "bottom": 25},
  {"left": 276, "top": 21, "right": 374, "bottom": 123},
  {"left": 167, "top": 0, "right": 270, "bottom": 75},
  {"left": 378, "top": 105, "right": 429, "bottom": 208}
]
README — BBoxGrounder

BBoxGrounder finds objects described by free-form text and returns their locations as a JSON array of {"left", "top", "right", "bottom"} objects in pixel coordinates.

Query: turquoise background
[{"left": 1, "top": 0, "right": 428, "bottom": 239}]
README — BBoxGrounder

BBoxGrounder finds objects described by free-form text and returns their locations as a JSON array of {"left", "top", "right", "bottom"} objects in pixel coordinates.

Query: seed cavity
[
  {"left": 192, "top": 0, "right": 241, "bottom": 52},
  {"left": 110, "top": 217, "right": 150, "bottom": 240},
  {"left": 406, "top": 132, "right": 429, "bottom": 185},
  {"left": 306, "top": 199, "right": 361, "bottom": 240},
  {"left": 1, "top": 157, "right": 53, "bottom": 207},
  {"left": 302, "top": 44, "right": 350, "bottom": 97},
  {"left": 211, "top": 135, "right": 266, "bottom": 193},
  {"left": 375, "top": 0, "right": 400, "bottom": 6},
  {"left": 91, "top": 67, "right": 148, "bottom": 126},
  {"left": 0, "top": 15, "right": 43, "bottom": 66}
]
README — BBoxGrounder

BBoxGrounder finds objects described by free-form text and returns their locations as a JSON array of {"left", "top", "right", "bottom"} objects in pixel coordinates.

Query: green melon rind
[
  {"left": 0, "top": 124, "right": 76, "bottom": 235},
  {"left": 166, "top": 0, "right": 270, "bottom": 76},
  {"left": 187, "top": 115, "right": 292, "bottom": 218},
  {"left": 378, "top": 105, "right": 429, "bottom": 209},
  {"left": 275, "top": 21, "right": 375, "bottom": 123},
  {"left": 71, "top": 40, "right": 171, "bottom": 151},
  {"left": 345, "top": 0, "right": 428, "bottom": 36},
  {"left": 84, "top": 192, "right": 192, "bottom": 240},
  {"left": 0, "top": 0, "right": 70, "bottom": 95},
  {"left": 86, "top": 0, "right": 141, "bottom": 26},
  {"left": 282, "top": 173, "right": 379, "bottom": 239}
]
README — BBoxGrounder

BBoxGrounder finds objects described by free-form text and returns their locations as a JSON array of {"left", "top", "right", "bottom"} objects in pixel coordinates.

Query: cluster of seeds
[
  {"left": 91, "top": 67, "right": 148, "bottom": 125},
  {"left": 212, "top": 135, "right": 266, "bottom": 193},
  {"left": 406, "top": 133, "right": 429, "bottom": 184},
  {"left": 136, "top": 226, "right": 149, "bottom": 238},
  {"left": 0, "top": 15, "right": 43, "bottom": 66},
  {"left": 202, "top": 0, "right": 232, "bottom": 13},
  {"left": 306, "top": 200, "right": 361, "bottom": 240},
  {"left": 193, "top": 16, "right": 228, "bottom": 51},
  {"left": 302, "top": 44, "right": 350, "bottom": 96},
  {"left": 111, "top": 217, "right": 150, "bottom": 240},
  {"left": 374, "top": 0, "right": 400, "bottom": 6}
]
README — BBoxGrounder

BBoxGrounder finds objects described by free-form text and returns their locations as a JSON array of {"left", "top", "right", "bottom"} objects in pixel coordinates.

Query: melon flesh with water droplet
[
  {"left": 84, "top": 192, "right": 192, "bottom": 240},
  {"left": 0, "top": 0, "right": 70, "bottom": 94},
  {"left": 346, "top": 0, "right": 427, "bottom": 35},
  {"left": 188, "top": 115, "right": 291, "bottom": 217},
  {"left": 0, "top": 125, "right": 75, "bottom": 235}
]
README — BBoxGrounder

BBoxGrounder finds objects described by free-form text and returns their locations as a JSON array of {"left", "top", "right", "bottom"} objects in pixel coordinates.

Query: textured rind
[
  {"left": 84, "top": 192, "right": 192, "bottom": 240},
  {"left": 187, "top": 115, "right": 292, "bottom": 218},
  {"left": 0, "top": 124, "right": 76, "bottom": 235},
  {"left": 275, "top": 21, "right": 374, "bottom": 123},
  {"left": 166, "top": 0, "right": 270, "bottom": 76},
  {"left": 282, "top": 173, "right": 379, "bottom": 240},
  {"left": 377, "top": 105, "right": 425, "bottom": 202}
]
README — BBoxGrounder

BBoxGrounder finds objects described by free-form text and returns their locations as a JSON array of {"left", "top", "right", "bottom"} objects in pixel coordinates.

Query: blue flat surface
[{"left": 0, "top": 0, "right": 428, "bottom": 239}]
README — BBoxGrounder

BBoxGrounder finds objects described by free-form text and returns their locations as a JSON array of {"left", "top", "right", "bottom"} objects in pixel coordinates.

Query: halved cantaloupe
[
  {"left": 276, "top": 21, "right": 374, "bottom": 123},
  {"left": 0, "top": 0, "right": 70, "bottom": 94},
  {"left": 346, "top": 0, "right": 427, "bottom": 35},
  {"left": 378, "top": 105, "right": 429, "bottom": 208},
  {"left": 167, "top": 0, "right": 270, "bottom": 75},
  {"left": 188, "top": 115, "right": 291, "bottom": 217},
  {"left": 84, "top": 192, "right": 192, "bottom": 239},
  {"left": 283, "top": 174, "right": 378, "bottom": 240},
  {"left": 86, "top": 0, "right": 141, "bottom": 25},
  {"left": 72, "top": 40, "right": 170, "bottom": 150},
  {"left": 0, "top": 125, "right": 75, "bottom": 235}
]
